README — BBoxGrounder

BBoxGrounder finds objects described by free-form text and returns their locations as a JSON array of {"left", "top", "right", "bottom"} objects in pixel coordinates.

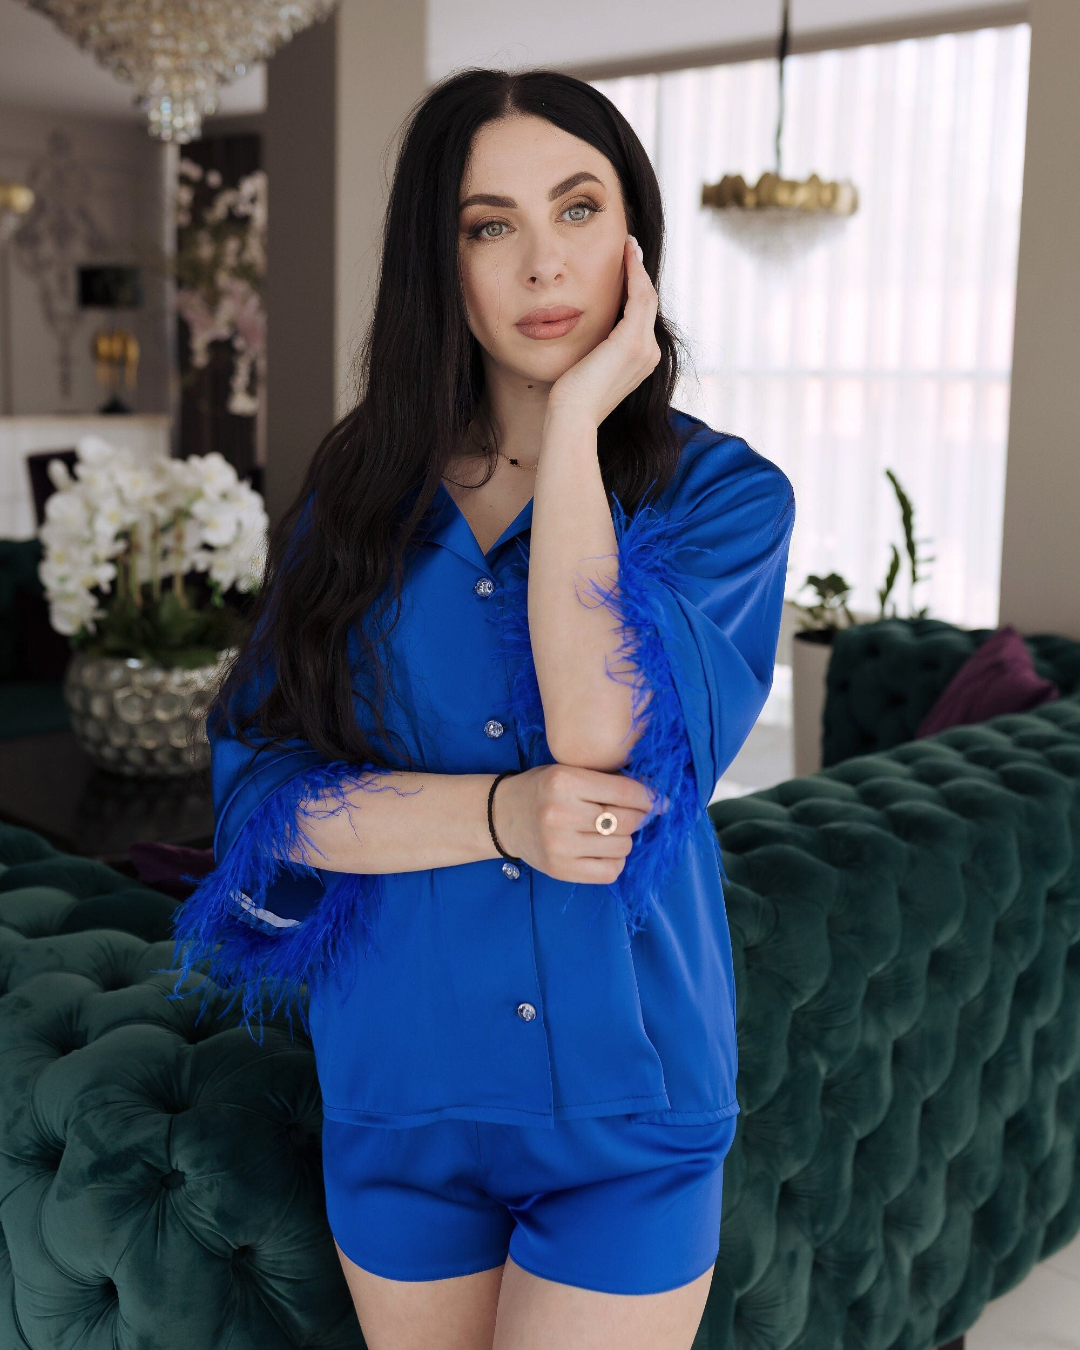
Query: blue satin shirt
[{"left": 166, "top": 409, "right": 795, "bottom": 1131}]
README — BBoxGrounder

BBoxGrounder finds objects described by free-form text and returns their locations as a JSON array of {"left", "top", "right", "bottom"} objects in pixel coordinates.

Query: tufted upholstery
[
  {"left": 706, "top": 692, "right": 1080, "bottom": 1350},
  {"left": 0, "top": 823, "right": 365, "bottom": 1350},
  {"left": 3, "top": 669, "right": 1080, "bottom": 1346},
  {"left": 821, "top": 618, "right": 1080, "bottom": 768}
]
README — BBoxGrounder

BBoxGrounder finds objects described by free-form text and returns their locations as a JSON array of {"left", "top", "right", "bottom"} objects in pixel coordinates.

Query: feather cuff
[
  {"left": 158, "top": 761, "right": 404, "bottom": 1042},
  {"left": 491, "top": 495, "right": 708, "bottom": 934}
]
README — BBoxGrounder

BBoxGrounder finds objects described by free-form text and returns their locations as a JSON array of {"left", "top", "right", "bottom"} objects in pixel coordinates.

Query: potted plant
[
  {"left": 787, "top": 469, "right": 934, "bottom": 774},
  {"left": 38, "top": 436, "right": 267, "bottom": 778}
]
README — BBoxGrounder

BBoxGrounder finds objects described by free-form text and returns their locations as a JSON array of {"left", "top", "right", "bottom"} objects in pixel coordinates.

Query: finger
[
  {"left": 573, "top": 833, "right": 634, "bottom": 861},
  {"left": 624, "top": 237, "right": 658, "bottom": 304},
  {"left": 570, "top": 856, "right": 633, "bottom": 885},
  {"left": 576, "top": 804, "right": 651, "bottom": 837},
  {"left": 577, "top": 772, "right": 653, "bottom": 810},
  {"left": 578, "top": 770, "right": 663, "bottom": 815}
]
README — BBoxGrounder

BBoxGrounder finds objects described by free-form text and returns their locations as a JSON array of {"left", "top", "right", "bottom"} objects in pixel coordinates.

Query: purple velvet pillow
[
  {"left": 129, "top": 841, "right": 215, "bottom": 901},
  {"left": 915, "top": 624, "right": 1060, "bottom": 739}
]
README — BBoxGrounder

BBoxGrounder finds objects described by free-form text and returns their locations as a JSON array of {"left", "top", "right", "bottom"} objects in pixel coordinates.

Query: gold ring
[{"left": 595, "top": 810, "right": 618, "bottom": 835}]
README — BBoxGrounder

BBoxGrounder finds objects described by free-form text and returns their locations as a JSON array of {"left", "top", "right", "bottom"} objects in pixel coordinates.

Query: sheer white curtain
[{"left": 593, "top": 23, "right": 1030, "bottom": 628}]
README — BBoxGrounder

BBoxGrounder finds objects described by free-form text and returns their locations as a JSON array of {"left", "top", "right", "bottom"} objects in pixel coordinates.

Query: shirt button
[
  {"left": 502, "top": 861, "right": 520, "bottom": 880},
  {"left": 484, "top": 719, "right": 504, "bottom": 738},
  {"left": 516, "top": 1002, "right": 537, "bottom": 1022},
  {"left": 474, "top": 577, "right": 495, "bottom": 597}
]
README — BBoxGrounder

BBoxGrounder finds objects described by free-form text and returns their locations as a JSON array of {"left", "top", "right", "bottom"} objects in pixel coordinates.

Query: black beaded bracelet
[{"left": 487, "top": 769, "right": 522, "bottom": 864}]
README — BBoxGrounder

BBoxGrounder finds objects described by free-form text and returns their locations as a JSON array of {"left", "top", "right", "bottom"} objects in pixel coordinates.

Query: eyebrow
[{"left": 459, "top": 170, "right": 605, "bottom": 212}]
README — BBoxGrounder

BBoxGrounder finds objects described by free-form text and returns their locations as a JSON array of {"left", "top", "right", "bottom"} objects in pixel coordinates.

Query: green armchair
[
  {"left": 2, "top": 616, "right": 1080, "bottom": 1348},
  {"left": 0, "top": 539, "right": 70, "bottom": 740}
]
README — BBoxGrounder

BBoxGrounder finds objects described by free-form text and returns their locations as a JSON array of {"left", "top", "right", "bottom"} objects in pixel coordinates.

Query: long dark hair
[{"left": 218, "top": 66, "right": 689, "bottom": 766}]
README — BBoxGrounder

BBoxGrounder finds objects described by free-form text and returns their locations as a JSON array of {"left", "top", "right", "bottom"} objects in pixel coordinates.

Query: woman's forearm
[
  {"left": 528, "top": 405, "right": 642, "bottom": 769},
  {"left": 290, "top": 771, "right": 501, "bottom": 874}
]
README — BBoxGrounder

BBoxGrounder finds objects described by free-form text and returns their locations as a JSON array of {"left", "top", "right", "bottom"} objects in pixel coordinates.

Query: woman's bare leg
[
  {"left": 492, "top": 1255, "right": 714, "bottom": 1350},
  {"left": 334, "top": 1239, "right": 506, "bottom": 1350}
]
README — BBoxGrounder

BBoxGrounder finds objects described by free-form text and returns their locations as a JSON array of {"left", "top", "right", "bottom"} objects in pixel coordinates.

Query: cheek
[
  {"left": 459, "top": 252, "right": 504, "bottom": 344},
  {"left": 576, "top": 236, "right": 626, "bottom": 323}
]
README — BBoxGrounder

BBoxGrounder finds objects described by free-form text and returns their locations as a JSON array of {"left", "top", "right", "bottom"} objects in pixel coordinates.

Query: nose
[{"left": 522, "top": 227, "right": 565, "bottom": 286}]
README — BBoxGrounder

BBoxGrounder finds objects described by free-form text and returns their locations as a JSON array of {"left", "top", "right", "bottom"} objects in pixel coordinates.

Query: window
[{"left": 594, "top": 23, "right": 1030, "bottom": 628}]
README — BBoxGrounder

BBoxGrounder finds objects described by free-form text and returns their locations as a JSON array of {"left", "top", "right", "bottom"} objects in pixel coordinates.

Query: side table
[{"left": 0, "top": 728, "right": 214, "bottom": 868}]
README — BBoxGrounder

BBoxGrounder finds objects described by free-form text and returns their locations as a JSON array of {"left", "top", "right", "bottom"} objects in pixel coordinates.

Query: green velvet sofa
[
  {"left": 2, "top": 617, "right": 1080, "bottom": 1349},
  {"left": 0, "top": 822, "right": 363, "bottom": 1350},
  {"left": 821, "top": 616, "right": 1080, "bottom": 767}
]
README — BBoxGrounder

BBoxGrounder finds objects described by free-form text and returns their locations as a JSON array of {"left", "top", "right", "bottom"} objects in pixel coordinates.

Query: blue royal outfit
[{"left": 166, "top": 408, "right": 795, "bottom": 1292}]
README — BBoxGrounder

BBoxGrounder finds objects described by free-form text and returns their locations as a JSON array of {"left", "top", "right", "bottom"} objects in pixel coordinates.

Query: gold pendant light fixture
[
  {"left": 702, "top": 0, "right": 858, "bottom": 264},
  {"left": 16, "top": 0, "right": 339, "bottom": 143}
]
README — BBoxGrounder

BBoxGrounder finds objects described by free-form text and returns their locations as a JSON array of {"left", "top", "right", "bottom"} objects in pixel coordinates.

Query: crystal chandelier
[
  {"left": 702, "top": 0, "right": 858, "bottom": 265},
  {"left": 17, "top": 0, "right": 339, "bottom": 143}
]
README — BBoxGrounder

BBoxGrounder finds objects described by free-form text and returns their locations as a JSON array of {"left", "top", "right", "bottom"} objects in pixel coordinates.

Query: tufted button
[
  {"left": 160, "top": 1168, "right": 185, "bottom": 1190},
  {"left": 484, "top": 719, "right": 505, "bottom": 738},
  {"left": 474, "top": 577, "right": 495, "bottom": 597},
  {"left": 502, "top": 861, "right": 520, "bottom": 880},
  {"left": 516, "top": 1002, "right": 537, "bottom": 1021}
]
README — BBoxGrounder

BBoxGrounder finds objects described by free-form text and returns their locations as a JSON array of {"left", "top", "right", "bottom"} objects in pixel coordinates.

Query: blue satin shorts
[{"left": 322, "top": 1111, "right": 738, "bottom": 1296}]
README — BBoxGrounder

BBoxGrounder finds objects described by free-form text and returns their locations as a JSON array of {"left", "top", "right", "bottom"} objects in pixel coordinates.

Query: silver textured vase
[{"left": 63, "top": 651, "right": 234, "bottom": 778}]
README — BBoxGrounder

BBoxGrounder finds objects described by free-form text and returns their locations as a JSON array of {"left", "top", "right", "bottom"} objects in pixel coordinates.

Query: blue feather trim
[
  {"left": 489, "top": 495, "right": 706, "bottom": 935},
  {"left": 155, "top": 761, "right": 407, "bottom": 1043}
]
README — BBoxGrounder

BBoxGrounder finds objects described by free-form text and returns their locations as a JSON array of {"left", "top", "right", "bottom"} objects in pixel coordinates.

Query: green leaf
[
  {"left": 80, "top": 586, "right": 247, "bottom": 669},
  {"left": 877, "top": 544, "right": 900, "bottom": 619},
  {"left": 165, "top": 646, "right": 224, "bottom": 670}
]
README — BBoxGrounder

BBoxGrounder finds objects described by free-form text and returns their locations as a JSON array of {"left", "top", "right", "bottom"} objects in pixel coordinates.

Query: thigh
[
  {"left": 334, "top": 1239, "right": 506, "bottom": 1350},
  {"left": 492, "top": 1255, "right": 714, "bottom": 1350},
  {"left": 488, "top": 1114, "right": 737, "bottom": 1350},
  {"left": 322, "top": 1117, "right": 515, "bottom": 1347},
  {"left": 500, "top": 1115, "right": 736, "bottom": 1297}
]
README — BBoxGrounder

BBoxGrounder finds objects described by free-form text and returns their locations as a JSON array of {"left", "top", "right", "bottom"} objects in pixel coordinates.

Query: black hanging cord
[{"left": 775, "top": 0, "right": 791, "bottom": 175}]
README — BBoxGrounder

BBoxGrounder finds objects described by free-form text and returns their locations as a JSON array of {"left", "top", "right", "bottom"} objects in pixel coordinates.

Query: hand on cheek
[{"left": 546, "top": 235, "right": 660, "bottom": 427}]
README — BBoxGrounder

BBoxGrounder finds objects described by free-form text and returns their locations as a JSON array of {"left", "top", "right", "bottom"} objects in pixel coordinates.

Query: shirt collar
[{"left": 419, "top": 480, "right": 533, "bottom": 571}]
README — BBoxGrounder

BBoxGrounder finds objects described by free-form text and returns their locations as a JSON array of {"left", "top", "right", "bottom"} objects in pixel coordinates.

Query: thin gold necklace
[
  {"left": 497, "top": 449, "right": 538, "bottom": 471},
  {"left": 469, "top": 418, "right": 538, "bottom": 471}
]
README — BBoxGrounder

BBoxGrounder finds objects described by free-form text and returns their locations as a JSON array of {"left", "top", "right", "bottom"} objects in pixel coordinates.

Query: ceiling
[
  {"left": 0, "top": 0, "right": 1025, "bottom": 126},
  {"left": 0, "top": 0, "right": 265, "bottom": 121},
  {"left": 428, "top": 0, "right": 1027, "bottom": 81}
]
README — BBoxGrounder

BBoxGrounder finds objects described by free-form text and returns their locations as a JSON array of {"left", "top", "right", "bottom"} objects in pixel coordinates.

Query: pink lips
[{"left": 515, "top": 305, "right": 583, "bottom": 340}]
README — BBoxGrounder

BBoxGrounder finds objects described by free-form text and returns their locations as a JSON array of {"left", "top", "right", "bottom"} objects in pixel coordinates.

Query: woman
[{"left": 168, "top": 67, "right": 795, "bottom": 1350}]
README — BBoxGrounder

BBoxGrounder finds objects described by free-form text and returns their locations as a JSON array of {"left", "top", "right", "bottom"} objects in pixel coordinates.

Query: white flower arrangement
[{"left": 39, "top": 435, "right": 268, "bottom": 665}]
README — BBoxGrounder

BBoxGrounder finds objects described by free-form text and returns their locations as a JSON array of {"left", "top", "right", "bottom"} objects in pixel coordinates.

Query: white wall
[
  {"left": 0, "top": 103, "right": 170, "bottom": 416},
  {"left": 998, "top": 0, "right": 1080, "bottom": 638},
  {"left": 427, "top": 0, "right": 1027, "bottom": 79}
]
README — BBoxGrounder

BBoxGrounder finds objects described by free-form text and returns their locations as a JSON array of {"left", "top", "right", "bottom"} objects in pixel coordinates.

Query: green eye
[{"left": 564, "top": 201, "right": 599, "bottom": 222}]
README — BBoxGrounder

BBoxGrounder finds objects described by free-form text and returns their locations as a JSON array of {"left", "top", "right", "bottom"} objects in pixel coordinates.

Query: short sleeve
[
  {"left": 574, "top": 431, "right": 795, "bottom": 932},
  {"left": 627, "top": 438, "right": 795, "bottom": 813}
]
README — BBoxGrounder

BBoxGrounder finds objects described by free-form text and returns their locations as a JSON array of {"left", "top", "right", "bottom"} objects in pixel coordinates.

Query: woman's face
[{"left": 457, "top": 113, "right": 631, "bottom": 390}]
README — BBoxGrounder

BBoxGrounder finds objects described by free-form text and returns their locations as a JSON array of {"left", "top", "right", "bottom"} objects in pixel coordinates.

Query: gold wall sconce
[{"left": 92, "top": 328, "right": 140, "bottom": 414}]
